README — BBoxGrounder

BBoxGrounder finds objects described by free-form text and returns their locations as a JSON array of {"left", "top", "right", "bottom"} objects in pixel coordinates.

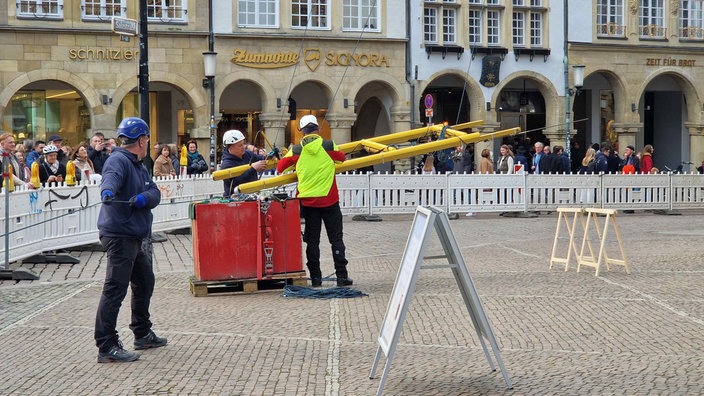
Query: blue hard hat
[{"left": 117, "top": 117, "right": 150, "bottom": 139}]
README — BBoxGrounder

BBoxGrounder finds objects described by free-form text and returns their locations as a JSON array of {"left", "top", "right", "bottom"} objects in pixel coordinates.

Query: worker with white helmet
[
  {"left": 220, "top": 129, "right": 267, "bottom": 197},
  {"left": 276, "top": 115, "right": 353, "bottom": 287}
]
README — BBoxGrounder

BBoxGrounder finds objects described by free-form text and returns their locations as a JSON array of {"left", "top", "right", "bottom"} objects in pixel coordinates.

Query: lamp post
[
  {"left": 565, "top": 64, "right": 585, "bottom": 161},
  {"left": 203, "top": 51, "right": 217, "bottom": 171}
]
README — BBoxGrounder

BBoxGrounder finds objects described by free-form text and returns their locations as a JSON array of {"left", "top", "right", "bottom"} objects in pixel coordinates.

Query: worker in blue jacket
[
  {"left": 94, "top": 117, "right": 166, "bottom": 363},
  {"left": 219, "top": 129, "right": 267, "bottom": 197}
]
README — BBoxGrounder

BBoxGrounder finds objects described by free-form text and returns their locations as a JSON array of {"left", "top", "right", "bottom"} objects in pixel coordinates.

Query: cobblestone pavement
[{"left": 1, "top": 210, "right": 704, "bottom": 395}]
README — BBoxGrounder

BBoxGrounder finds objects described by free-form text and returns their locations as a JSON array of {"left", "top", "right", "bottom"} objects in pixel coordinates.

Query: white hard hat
[
  {"left": 299, "top": 115, "right": 318, "bottom": 130},
  {"left": 223, "top": 130, "right": 245, "bottom": 145}
]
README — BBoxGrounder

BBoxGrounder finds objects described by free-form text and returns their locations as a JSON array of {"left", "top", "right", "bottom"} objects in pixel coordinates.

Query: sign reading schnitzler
[{"left": 369, "top": 206, "right": 513, "bottom": 395}]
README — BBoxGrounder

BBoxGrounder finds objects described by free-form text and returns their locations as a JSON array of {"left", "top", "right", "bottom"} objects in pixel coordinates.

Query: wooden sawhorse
[
  {"left": 549, "top": 208, "right": 589, "bottom": 271},
  {"left": 577, "top": 208, "right": 630, "bottom": 276}
]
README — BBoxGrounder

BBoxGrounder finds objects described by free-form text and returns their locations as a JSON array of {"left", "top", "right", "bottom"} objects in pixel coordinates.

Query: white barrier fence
[{"left": 2, "top": 172, "right": 704, "bottom": 263}]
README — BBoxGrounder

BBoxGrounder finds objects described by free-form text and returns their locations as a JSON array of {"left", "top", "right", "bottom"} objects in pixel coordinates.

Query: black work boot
[
  {"left": 308, "top": 265, "right": 322, "bottom": 288},
  {"left": 134, "top": 330, "right": 168, "bottom": 350},
  {"left": 336, "top": 277, "right": 353, "bottom": 287},
  {"left": 97, "top": 341, "right": 140, "bottom": 363}
]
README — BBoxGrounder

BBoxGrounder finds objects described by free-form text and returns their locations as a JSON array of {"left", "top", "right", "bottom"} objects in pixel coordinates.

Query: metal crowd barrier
[{"left": 2, "top": 172, "right": 704, "bottom": 264}]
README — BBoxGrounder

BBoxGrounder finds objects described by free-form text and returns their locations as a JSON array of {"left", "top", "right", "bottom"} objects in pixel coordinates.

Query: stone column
[
  {"left": 326, "top": 112, "right": 357, "bottom": 144},
  {"left": 258, "top": 112, "right": 289, "bottom": 148},
  {"left": 612, "top": 122, "right": 642, "bottom": 153},
  {"left": 685, "top": 122, "right": 704, "bottom": 170},
  {"left": 474, "top": 122, "right": 502, "bottom": 170},
  {"left": 390, "top": 105, "right": 412, "bottom": 133}
]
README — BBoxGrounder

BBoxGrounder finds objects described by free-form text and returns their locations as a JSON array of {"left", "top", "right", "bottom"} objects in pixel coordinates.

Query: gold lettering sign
[
  {"left": 645, "top": 57, "right": 696, "bottom": 67},
  {"left": 231, "top": 48, "right": 391, "bottom": 70},
  {"left": 68, "top": 47, "right": 138, "bottom": 61},
  {"left": 231, "top": 49, "right": 299, "bottom": 69}
]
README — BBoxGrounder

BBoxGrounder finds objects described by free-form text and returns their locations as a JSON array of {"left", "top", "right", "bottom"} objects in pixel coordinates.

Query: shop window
[
  {"left": 81, "top": 0, "right": 126, "bottom": 21},
  {"left": 2, "top": 89, "right": 91, "bottom": 145},
  {"left": 16, "top": 0, "right": 64, "bottom": 20}
]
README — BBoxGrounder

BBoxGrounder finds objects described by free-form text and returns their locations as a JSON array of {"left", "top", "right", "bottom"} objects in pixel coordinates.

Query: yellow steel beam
[
  {"left": 235, "top": 126, "right": 520, "bottom": 194},
  {"left": 359, "top": 139, "right": 397, "bottom": 153},
  {"left": 212, "top": 120, "right": 484, "bottom": 182}
]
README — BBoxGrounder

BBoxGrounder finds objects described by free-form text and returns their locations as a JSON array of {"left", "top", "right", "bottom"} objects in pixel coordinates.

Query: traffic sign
[
  {"left": 112, "top": 17, "right": 138, "bottom": 36},
  {"left": 424, "top": 94, "right": 434, "bottom": 109},
  {"left": 425, "top": 108, "right": 434, "bottom": 117}
]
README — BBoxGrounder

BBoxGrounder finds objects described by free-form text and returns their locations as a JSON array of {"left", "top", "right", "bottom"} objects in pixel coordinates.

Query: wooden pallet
[{"left": 189, "top": 271, "right": 308, "bottom": 297}]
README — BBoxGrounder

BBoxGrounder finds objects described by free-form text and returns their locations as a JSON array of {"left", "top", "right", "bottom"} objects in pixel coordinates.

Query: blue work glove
[
  {"left": 129, "top": 194, "right": 147, "bottom": 209},
  {"left": 101, "top": 190, "right": 114, "bottom": 205}
]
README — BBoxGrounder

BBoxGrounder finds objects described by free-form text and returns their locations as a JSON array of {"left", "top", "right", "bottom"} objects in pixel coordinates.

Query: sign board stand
[{"left": 369, "top": 206, "right": 512, "bottom": 395}]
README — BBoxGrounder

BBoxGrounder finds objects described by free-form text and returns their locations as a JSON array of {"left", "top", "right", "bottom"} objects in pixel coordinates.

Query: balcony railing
[{"left": 597, "top": 23, "right": 626, "bottom": 38}]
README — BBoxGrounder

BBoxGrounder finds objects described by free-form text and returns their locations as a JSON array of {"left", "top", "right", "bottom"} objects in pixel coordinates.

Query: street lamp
[
  {"left": 564, "top": 63, "right": 585, "bottom": 160},
  {"left": 203, "top": 50, "right": 217, "bottom": 171},
  {"left": 568, "top": 65, "right": 585, "bottom": 96}
]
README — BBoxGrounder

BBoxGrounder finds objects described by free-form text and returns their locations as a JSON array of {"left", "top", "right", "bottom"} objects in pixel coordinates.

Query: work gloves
[
  {"left": 129, "top": 194, "right": 147, "bottom": 209},
  {"left": 101, "top": 190, "right": 114, "bottom": 205},
  {"left": 102, "top": 190, "right": 147, "bottom": 209}
]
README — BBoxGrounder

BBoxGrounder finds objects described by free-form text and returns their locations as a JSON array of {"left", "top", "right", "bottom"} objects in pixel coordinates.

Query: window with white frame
[
  {"left": 530, "top": 11, "right": 542, "bottom": 46},
  {"left": 424, "top": 7, "right": 438, "bottom": 43},
  {"left": 468, "top": 1, "right": 502, "bottom": 47},
  {"left": 423, "top": 1, "right": 457, "bottom": 45},
  {"left": 16, "top": 0, "right": 63, "bottom": 19},
  {"left": 147, "top": 0, "right": 187, "bottom": 23},
  {"left": 443, "top": 8, "right": 456, "bottom": 44},
  {"left": 82, "top": 0, "right": 125, "bottom": 21},
  {"left": 238, "top": 0, "right": 278, "bottom": 28},
  {"left": 680, "top": 0, "right": 704, "bottom": 39},
  {"left": 512, "top": 11, "right": 525, "bottom": 46},
  {"left": 468, "top": 9, "right": 482, "bottom": 44},
  {"left": 487, "top": 10, "right": 501, "bottom": 46},
  {"left": 639, "top": 0, "right": 665, "bottom": 38},
  {"left": 291, "top": 0, "right": 329, "bottom": 29},
  {"left": 343, "top": 0, "right": 379, "bottom": 31},
  {"left": 512, "top": 0, "right": 545, "bottom": 47},
  {"left": 597, "top": 0, "right": 625, "bottom": 37}
]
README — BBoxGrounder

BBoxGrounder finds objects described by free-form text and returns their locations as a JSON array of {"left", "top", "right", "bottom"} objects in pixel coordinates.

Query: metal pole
[
  {"left": 563, "top": 0, "right": 571, "bottom": 160},
  {"left": 3, "top": 155, "right": 9, "bottom": 270},
  {"left": 139, "top": 0, "right": 150, "bottom": 158},
  {"left": 208, "top": 0, "right": 216, "bottom": 171}
]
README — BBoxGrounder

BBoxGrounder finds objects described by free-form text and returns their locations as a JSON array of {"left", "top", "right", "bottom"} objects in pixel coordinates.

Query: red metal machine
[{"left": 191, "top": 198, "right": 303, "bottom": 281}]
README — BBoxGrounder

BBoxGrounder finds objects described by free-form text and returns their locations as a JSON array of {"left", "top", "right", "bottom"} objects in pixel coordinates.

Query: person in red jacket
[
  {"left": 276, "top": 115, "right": 352, "bottom": 287},
  {"left": 640, "top": 144, "right": 654, "bottom": 174}
]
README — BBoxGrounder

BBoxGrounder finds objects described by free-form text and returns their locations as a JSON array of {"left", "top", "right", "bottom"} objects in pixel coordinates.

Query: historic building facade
[
  {"left": 571, "top": 0, "right": 704, "bottom": 171},
  {"left": 410, "top": 0, "right": 568, "bottom": 162},
  {"left": 0, "top": 0, "right": 409, "bottom": 167},
  {"left": 3, "top": 1, "right": 703, "bottom": 170}
]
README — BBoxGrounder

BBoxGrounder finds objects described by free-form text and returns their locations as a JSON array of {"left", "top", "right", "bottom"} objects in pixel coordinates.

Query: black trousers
[
  {"left": 95, "top": 236, "right": 154, "bottom": 351},
  {"left": 300, "top": 203, "right": 348, "bottom": 279}
]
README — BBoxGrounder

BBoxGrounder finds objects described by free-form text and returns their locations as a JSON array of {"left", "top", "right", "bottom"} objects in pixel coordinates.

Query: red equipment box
[{"left": 191, "top": 199, "right": 303, "bottom": 281}]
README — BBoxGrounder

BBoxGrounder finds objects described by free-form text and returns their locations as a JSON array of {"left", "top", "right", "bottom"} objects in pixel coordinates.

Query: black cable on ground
[{"left": 282, "top": 285, "right": 368, "bottom": 299}]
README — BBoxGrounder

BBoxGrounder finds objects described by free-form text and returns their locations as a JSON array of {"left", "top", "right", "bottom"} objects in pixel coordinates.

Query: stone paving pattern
[{"left": 1, "top": 210, "right": 704, "bottom": 395}]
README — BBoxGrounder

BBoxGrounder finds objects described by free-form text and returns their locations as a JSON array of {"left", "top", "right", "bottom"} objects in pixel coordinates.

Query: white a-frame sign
[{"left": 369, "top": 206, "right": 512, "bottom": 395}]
